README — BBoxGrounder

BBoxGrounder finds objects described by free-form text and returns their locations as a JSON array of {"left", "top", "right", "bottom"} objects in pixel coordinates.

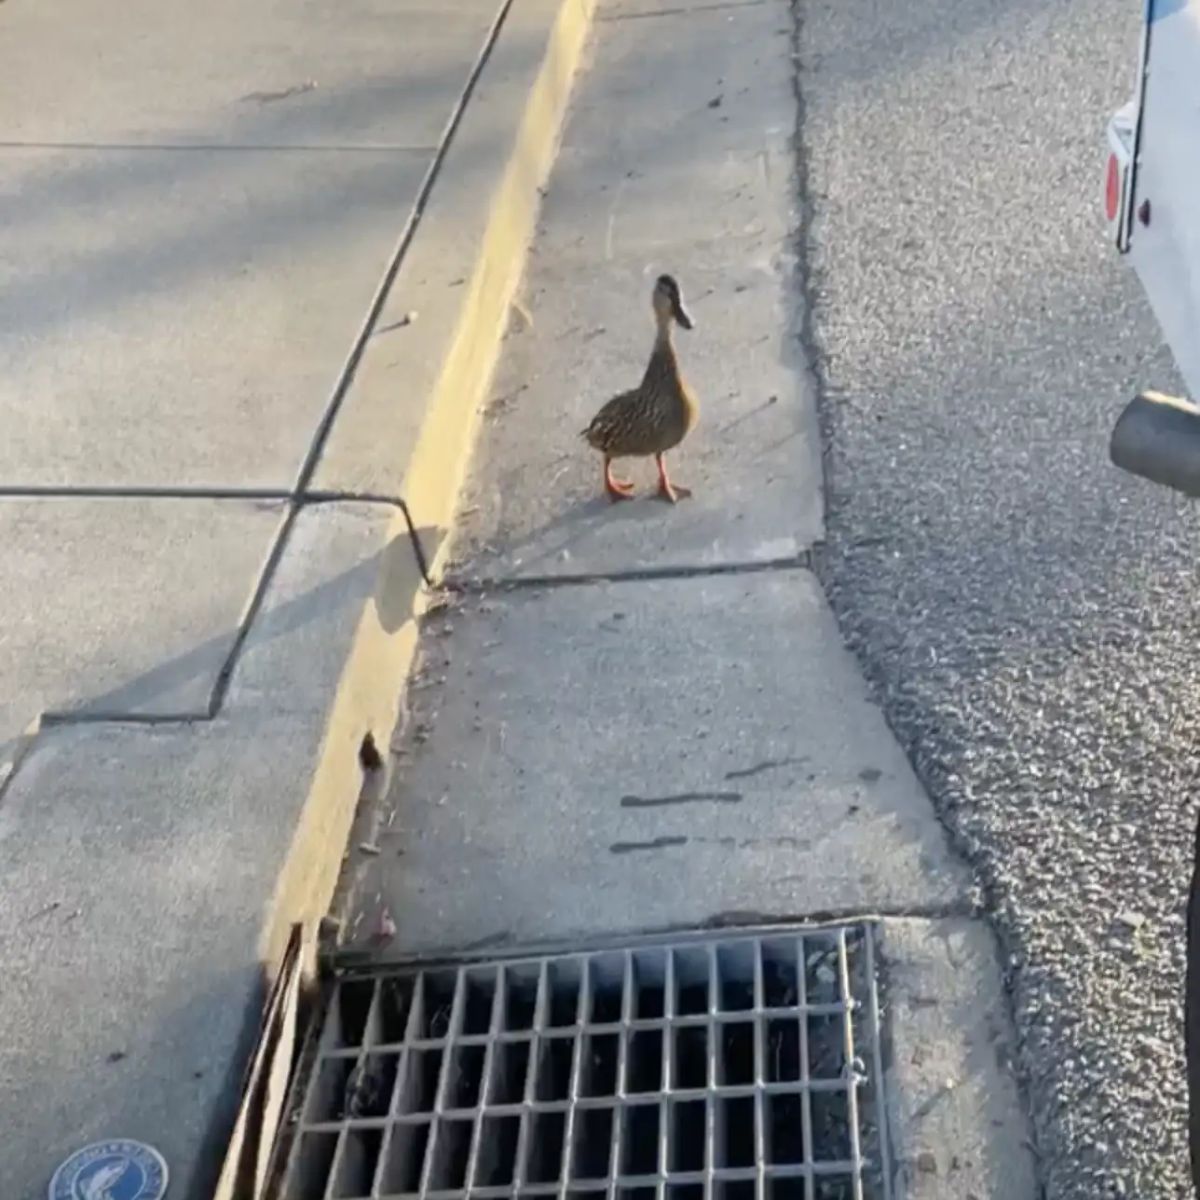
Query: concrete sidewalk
[
  {"left": 0, "top": 0, "right": 595, "bottom": 1194},
  {"left": 335, "top": 2, "right": 1039, "bottom": 1197}
]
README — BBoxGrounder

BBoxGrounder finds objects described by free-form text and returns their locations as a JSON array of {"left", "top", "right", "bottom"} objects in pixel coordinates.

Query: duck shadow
[{"left": 459, "top": 479, "right": 686, "bottom": 581}]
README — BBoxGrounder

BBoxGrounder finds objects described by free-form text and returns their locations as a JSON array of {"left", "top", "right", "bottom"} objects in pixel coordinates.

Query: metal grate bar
[
  {"left": 278, "top": 925, "right": 889, "bottom": 1200},
  {"left": 705, "top": 943, "right": 718, "bottom": 1200},
  {"left": 794, "top": 936, "right": 815, "bottom": 1200},
  {"left": 835, "top": 930, "right": 863, "bottom": 1200}
]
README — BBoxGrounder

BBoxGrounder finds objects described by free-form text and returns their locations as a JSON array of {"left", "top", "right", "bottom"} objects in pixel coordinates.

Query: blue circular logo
[{"left": 49, "top": 1140, "right": 168, "bottom": 1200}]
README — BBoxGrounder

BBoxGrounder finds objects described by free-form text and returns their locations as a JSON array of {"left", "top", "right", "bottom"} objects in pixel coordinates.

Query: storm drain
[{"left": 277, "top": 925, "right": 890, "bottom": 1200}]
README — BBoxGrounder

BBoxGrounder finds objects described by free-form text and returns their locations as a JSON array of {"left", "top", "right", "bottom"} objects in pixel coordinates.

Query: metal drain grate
[{"left": 277, "top": 925, "right": 890, "bottom": 1200}]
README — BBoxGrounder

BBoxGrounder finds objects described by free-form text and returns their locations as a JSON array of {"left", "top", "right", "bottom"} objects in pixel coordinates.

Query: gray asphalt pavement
[{"left": 799, "top": 0, "right": 1198, "bottom": 1195}]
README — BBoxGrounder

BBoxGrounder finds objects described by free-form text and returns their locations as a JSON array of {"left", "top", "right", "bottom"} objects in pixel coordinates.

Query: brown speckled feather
[{"left": 582, "top": 337, "right": 697, "bottom": 457}]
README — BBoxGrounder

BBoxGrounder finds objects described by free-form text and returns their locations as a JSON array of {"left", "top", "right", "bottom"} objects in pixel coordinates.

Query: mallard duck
[{"left": 581, "top": 273, "right": 698, "bottom": 503}]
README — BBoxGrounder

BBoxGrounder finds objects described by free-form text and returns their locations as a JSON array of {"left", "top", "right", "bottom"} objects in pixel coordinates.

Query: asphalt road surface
[{"left": 798, "top": 0, "right": 1199, "bottom": 1195}]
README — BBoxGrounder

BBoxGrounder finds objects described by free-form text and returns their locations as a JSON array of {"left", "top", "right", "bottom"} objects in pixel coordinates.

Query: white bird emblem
[{"left": 79, "top": 1161, "right": 128, "bottom": 1200}]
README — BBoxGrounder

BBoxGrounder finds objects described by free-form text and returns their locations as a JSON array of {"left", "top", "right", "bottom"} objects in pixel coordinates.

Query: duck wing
[{"left": 581, "top": 388, "right": 640, "bottom": 449}]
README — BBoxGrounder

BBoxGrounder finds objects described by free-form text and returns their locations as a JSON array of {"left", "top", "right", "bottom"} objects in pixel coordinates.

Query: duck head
[{"left": 652, "top": 273, "right": 694, "bottom": 330}]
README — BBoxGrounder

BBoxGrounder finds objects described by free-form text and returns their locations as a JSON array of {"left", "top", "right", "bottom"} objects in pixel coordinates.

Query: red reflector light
[{"left": 1105, "top": 152, "right": 1121, "bottom": 222}]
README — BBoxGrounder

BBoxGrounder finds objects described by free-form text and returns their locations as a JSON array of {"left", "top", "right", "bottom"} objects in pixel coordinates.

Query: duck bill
[{"left": 673, "top": 299, "right": 694, "bottom": 330}]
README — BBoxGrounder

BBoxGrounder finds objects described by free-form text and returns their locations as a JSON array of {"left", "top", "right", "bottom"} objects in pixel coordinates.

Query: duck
[{"left": 581, "top": 273, "right": 698, "bottom": 503}]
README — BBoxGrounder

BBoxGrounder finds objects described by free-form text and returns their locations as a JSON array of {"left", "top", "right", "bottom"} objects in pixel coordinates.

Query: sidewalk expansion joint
[
  {"left": 0, "top": 484, "right": 296, "bottom": 500},
  {"left": 0, "top": 141, "right": 439, "bottom": 153},
  {"left": 599, "top": 0, "right": 770, "bottom": 22},
  {"left": 203, "top": 0, "right": 523, "bottom": 733},
  {"left": 0, "top": 486, "right": 431, "bottom": 584},
  {"left": 290, "top": 0, "right": 518, "bottom": 501},
  {"left": 39, "top": 710, "right": 208, "bottom": 728},
  {"left": 698, "top": 901, "right": 980, "bottom": 930},
  {"left": 0, "top": 486, "right": 432, "bottom": 809},
  {"left": 305, "top": 490, "right": 435, "bottom": 585},
  {"left": 328, "top": 901, "right": 982, "bottom": 972},
  {"left": 441, "top": 549, "right": 817, "bottom": 594}
]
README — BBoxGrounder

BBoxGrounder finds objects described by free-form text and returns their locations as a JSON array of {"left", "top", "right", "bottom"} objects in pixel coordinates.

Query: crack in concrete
[
  {"left": 724, "top": 755, "right": 809, "bottom": 780},
  {"left": 609, "top": 836, "right": 690, "bottom": 854},
  {"left": 704, "top": 835, "right": 806, "bottom": 849},
  {"left": 620, "top": 790, "right": 743, "bottom": 808},
  {"left": 240, "top": 81, "right": 320, "bottom": 105}
]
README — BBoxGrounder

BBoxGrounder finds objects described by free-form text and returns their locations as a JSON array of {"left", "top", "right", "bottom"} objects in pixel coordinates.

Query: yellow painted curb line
[
  {"left": 257, "top": 0, "right": 597, "bottom": 981},
  {"left": 403, "top": 0, "right": 598, "bottom": 575}
]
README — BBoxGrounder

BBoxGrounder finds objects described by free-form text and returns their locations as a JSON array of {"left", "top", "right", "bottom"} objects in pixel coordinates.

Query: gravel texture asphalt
[{"left": 797, "top": 0, "right": 1199, "bottom": 1195}]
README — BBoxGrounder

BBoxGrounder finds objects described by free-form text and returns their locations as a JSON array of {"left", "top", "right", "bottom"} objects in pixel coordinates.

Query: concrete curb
[
  {"left": 876, "top": 918, "right": 1038, "bottom": 1200},
  {"left": 261, "top": 0, "right": 597, "bottom": 981}
]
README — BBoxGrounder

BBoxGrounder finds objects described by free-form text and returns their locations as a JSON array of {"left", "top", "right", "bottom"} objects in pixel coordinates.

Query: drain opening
[{"left": 277, "top": 925, "right": 889, "bottom": 1200}]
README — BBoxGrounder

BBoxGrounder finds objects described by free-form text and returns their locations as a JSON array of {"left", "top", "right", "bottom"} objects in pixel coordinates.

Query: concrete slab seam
[
  {"left": 39, "top": 710, "right": 208, "bottom": 727},
  {"left": 181, "top": 0, "right": 526, "bottom": 744},
  {"left": 443, "top": 549, "right": 817, "bottom": 593},
  {"left": 290, "top": 0, "right": 521, "bottom": 500},
  {"left": 0, "top": 490, "right": 420, "bottom": 569},
  {"left": 0, "top": 489, "right": 426, "bottom": 585},
  {"left": 330, "top": 902, "right": 981, "bottom": 973},
  {"left": 0, "top": 495, "right": 426, "bottom": 810},
  {"left": 598, "top": 0, "right": 770, "bottom": 21},
  {"left": 202, "top": 496, "right": 417, "bottom": 719},
  {"left": 137, "top": 0, "right": 530, "bottom": 784},
  {"left": 0, "top": 730, "right": 37, "bottom": 812},
  {"left": 0, "top": 485, "right": 297, "bottom": 500},
  {"left": 0, "top": 140, "right": 439, "bottom": 152}
]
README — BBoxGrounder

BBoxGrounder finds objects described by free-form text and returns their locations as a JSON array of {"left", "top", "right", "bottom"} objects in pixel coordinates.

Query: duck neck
[
  {"left": 643, "top": 314, "right": 676, "bottom": 382},
  {"left": 654, "top": 309, "right": 674, "bottom": 348}
]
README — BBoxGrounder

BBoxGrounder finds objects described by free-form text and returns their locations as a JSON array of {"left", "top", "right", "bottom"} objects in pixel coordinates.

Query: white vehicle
[
  {"left": 1105, "top": 6, "right": 1200, "bottom": 1190},
  {"left": 1107, "top": 0, "right": 1200, "bottom": 498}
]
